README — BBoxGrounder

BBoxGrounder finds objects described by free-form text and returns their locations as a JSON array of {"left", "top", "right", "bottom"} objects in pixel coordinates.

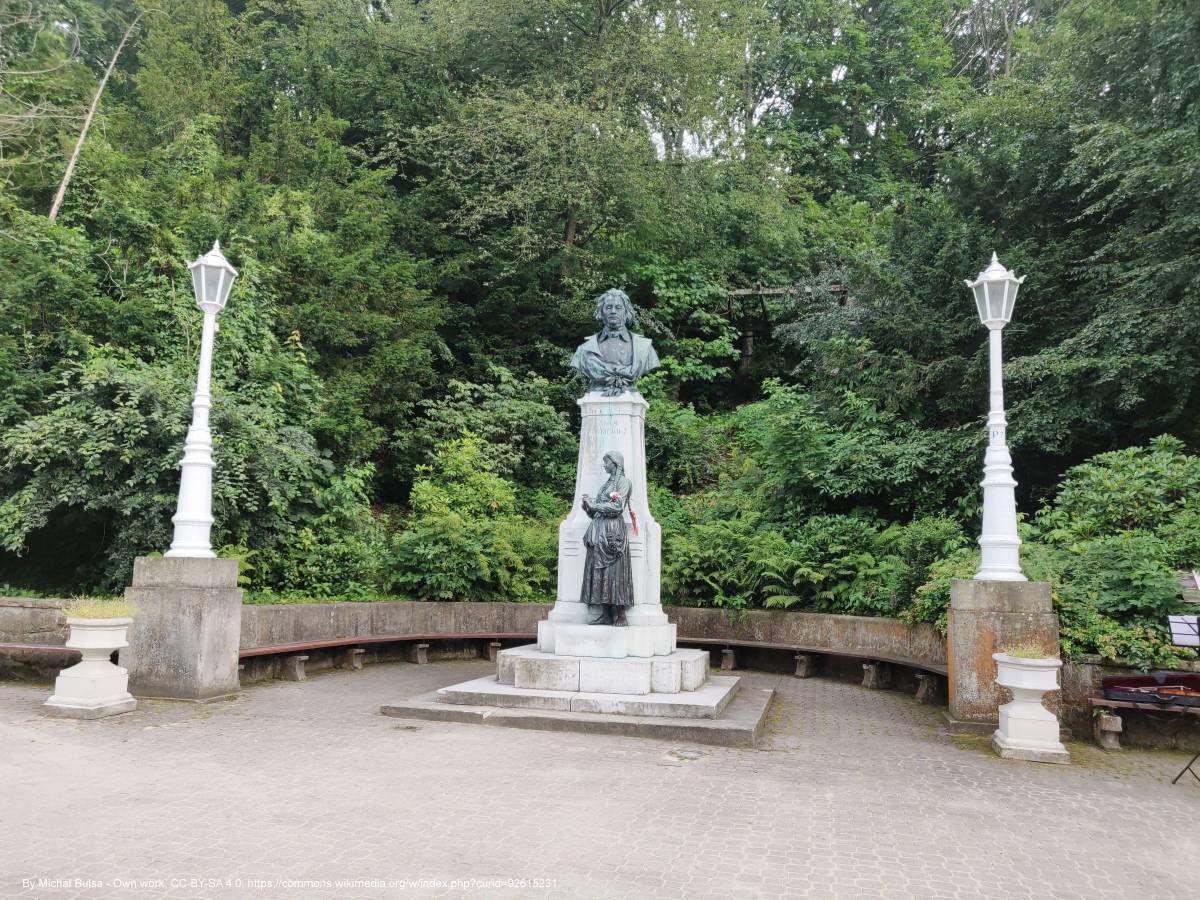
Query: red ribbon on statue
[{"left": 612, "top": 490, "right": 638, "bottom": 535}]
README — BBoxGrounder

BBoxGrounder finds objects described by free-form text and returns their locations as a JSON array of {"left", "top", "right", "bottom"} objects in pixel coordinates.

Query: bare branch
[{"left": 48, "top": 11, "right": 157, "bottom": 222}]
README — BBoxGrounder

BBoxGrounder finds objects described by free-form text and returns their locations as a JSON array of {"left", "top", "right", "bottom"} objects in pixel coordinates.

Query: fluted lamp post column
[
  {"left": 165, "top": 241, "right": 238, "bottom": 558},
  {"left": 965, "top": 253, "right": 1026, "bottom": 582}
]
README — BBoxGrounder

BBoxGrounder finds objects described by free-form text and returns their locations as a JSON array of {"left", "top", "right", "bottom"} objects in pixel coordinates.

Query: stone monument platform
[
  {"left": 437, "top": 673, "right": 738, "bottom": 718},
  {"left": 381, "top": 679, "right": 774, "bottom": 748},
  {"left": 500, "top": 644, "right": 704, "bottom": 694},
  {"left": 386, "top": 639, "right": 770, "bottom": 744},
  {"left": 429, "top": 643, "right": 736, "bottom": 719}
]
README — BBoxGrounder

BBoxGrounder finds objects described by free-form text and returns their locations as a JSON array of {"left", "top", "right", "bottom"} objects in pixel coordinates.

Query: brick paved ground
[{"left": 1, "top": 659, "right": 1196, "bottom": 900}]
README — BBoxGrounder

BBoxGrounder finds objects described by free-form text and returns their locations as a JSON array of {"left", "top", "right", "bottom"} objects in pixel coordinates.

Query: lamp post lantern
[
  {"left": 965, "top": 253, "right": 1026, "bottom": 581},
  {"left": 165, "top": 241, "right": 237, "bottom": 558}
]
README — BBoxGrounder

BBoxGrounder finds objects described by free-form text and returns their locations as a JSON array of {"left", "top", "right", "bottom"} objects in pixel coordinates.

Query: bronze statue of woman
[{"left": 580, "top": 450, "right": 635, "bottom": 626}]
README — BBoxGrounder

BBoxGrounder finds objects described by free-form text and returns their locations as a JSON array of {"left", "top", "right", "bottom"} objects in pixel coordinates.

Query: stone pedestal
[
  {"left": 1094, "top": 712, "right": 1122, "bottom": 751},
  {"left": 947, "top": 579, "right": 1057, "bottom": 727},
  {"left": 542, "top": 392, "right": 669, "bottom": 650},
  {"left": 794, "top": 653, "right": 818, "bottom": 678},
  {"left": 434, "top": 643, "right": 732, "bottom": 718},
  {"left": 992, "top": 654, "right": 1069, "bottom": 764},
  {"left": 499, "top": 645, "right": 709, "bottom": 695},
  {"left": 121, "top": 557, "right": 242, "bottom": 701},
  {"left": 44, "top": 619, "right": 137, "bottom": 719},
  {"left": 538, "top": 621, "right": 675, "bottom": 658}
]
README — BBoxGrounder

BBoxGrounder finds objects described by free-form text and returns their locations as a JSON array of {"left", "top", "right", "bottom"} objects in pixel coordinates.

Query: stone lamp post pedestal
[
  {"left": 947, "top": 579, "right": 1060, "bottom": 731},
  {"left": 122, "top": 557, "right": 242, "bottom": 701}
]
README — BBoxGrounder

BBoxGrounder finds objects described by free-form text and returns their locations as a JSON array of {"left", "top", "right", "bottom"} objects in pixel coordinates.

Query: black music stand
[{"left": 1167, "top": 615, "right": 1200, "bottom": 785}]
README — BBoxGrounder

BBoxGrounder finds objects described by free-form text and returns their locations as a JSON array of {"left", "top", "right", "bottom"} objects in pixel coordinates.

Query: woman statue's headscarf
[{"left": 603, "top": 450, "right": 625, "bottom": 475}]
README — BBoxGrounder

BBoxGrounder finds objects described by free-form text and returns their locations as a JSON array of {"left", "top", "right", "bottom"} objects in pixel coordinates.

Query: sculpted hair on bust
[{"left": 592, "top": 288, "right": 636, "bottom": 327}]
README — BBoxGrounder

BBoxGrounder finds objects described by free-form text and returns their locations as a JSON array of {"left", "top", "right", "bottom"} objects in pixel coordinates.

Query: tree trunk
[
  {"left": 560, "top": 202, "right": 579, "bottom": 281},
  {"left": 48, "top": 14, "right": 143, "bottom": 223}
]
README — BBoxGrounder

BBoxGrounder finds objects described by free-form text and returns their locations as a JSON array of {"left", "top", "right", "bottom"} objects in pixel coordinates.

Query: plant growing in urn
[
  {"left": 44, "top": 598, "right": 139, "bottom": 719},
  {"left": 991, "top": 642, "right": 1069, "bottom": 764}
]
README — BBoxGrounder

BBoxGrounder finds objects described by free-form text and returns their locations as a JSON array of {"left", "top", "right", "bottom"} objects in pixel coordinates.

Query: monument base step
[
  {"left": 537, "top": 620, "right": 675, "bottom": 657},
  {"left": 381, "top": 681, "right": 773, "bottom": 747},
  {"left": 499, "top": 644, "right": 706, "bottom": 695},
  {"left": 435, "top": 673, "right": 738, "bottom": 719}
]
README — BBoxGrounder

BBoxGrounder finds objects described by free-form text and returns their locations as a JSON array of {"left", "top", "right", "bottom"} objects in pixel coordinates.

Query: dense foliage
[{"left": 2, "top": 0, "right": 1197, "bottom": 664}]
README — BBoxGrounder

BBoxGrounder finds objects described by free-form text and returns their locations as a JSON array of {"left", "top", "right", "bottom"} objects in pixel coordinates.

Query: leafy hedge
[
  {"left": 225, "top": 404, "right": 1197, "bottom": 669},
  {"left": 653, "top": 396, "right": 1196, "bottom": 668}
]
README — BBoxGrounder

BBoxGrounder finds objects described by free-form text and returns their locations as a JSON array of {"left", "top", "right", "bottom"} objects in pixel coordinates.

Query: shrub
[
  {"left": 1036, "top": 435, "right": 1200, "bottom": 565},
  {"left": 389, "top": 513, "right": 554, "bottom": 602},
  {"left": 901, "top": 547, "right": 977, "bottom": 633},
  {"left": 787, "top": 515, "right": 904, "bottom": 616},
  {"left": 402, "top": 366, "right": 575, "bottom": 495},
  {"left": 387, "top": 437, "right": 555, "bottom": 602},
  {"left": 663, "top": 514, "right": 775, "bottom": 611},
  {"left": 409, "top": 435, "right": 517, "bottom": 519},
  {"left": 645, "top": 400, "right": 729, "bottom": 492},
  {"left": 1056, "top": 591, "right": 1184, "bottom": 670},
  {"left": 887, "top": 515, "right": 968, "bottom": 605},
  {"left": 253, "top": 465, "right": 387, "bottom": 598},
  {"left": 736, "top": 381, "right": 967, "bottom": 520},
  {"left": 1060, "top": 531, "right": 1186, "bottom": 620},
  {"left": 665, "top": 512, "right": 968, "bottom": 619}
]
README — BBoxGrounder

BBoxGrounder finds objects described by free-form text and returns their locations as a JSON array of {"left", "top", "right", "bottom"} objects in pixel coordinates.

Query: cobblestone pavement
[{"left": 1, "top": 659, "right": 1196, "bottom": 900}]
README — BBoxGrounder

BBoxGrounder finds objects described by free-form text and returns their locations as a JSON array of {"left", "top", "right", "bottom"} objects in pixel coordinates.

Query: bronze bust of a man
[{"left": 570, "top": 288, "right": 660, "bottom": 396}]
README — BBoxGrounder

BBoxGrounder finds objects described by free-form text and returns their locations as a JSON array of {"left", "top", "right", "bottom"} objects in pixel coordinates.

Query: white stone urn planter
[
  {"left": 45, "top": 617, "right": 137, "bottom": 719},
  {"left": 991, "top": 652, "right": 1069, "bottom": 764}
]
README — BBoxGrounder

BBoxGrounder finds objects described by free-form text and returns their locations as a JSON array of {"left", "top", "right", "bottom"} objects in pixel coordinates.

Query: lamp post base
[
  {"left": 947, "top": 579, "right": 1058, "bottom": 726},
  {"left": 121, "top": 557, "right": 242, "bottom": 701}
]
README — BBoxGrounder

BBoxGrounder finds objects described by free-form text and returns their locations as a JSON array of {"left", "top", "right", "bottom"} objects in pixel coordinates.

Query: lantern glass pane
[
  {"left": 973, "top": 284, "right": 987, "bottom": 324},
  {"left": 1004, "top": 279, "right": 1017, "bottom": 321},
  {"left": 191, "top": 267, "right": 203, "bottom": 304},
  {"left": 985, "top": 282, "right": 1000, "bottom": 321},
  {"left": 203, "top": 266, "right": 217, "bottom": 304}
]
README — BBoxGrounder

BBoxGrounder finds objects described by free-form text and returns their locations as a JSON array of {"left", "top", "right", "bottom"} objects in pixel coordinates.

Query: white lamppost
[
  {"left": 165, "top": 241, "right": 238, "bottom": 558},
  {"left": 965, "top": 253, "right": 1026, "bottom": 581}
]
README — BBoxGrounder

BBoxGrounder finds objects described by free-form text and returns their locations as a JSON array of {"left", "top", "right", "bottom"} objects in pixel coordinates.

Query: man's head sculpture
[
  {"left": 593, "top": 288, "right": 636, "bottom": 328},
  {"left": 569, "top": 286, "right": 660, "bottom": 396}
]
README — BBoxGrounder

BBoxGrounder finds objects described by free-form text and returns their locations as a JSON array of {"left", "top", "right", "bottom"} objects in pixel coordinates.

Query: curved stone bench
[
  {"left": 238, "top": 601, "right": 947, "bottom": 677},
  {"left": 668, "top": 607, "right": 947, "bottom": 676}
]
